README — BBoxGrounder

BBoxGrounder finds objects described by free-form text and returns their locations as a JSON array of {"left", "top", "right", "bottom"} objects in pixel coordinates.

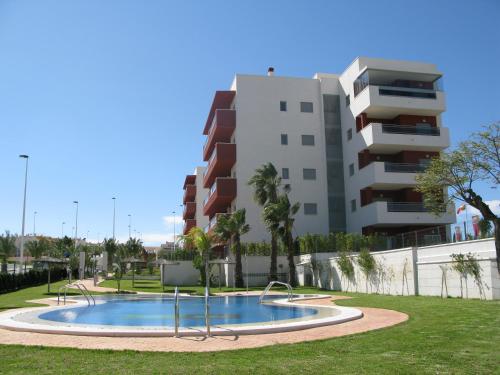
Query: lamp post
[
  {"left": 61, "top": 221, "right": 66, "bottom": 238},
  {"left": 112, "top": 197, "right": 116, "bottom": 241},
  {"left": 19, "top": 154, "right": 29, "bottom": 272},
  {"left": 128, "top": 214, "right": 131, "bottom": 239},
  {"left": 73, "top": 201, "right": 79, "bottom": 250},
  {"left": 33, "top": 211, "right": 37, "bottom": 236}
]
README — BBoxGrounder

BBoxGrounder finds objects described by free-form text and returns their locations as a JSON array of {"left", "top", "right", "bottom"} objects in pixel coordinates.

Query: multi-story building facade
[
  {"left": 182, "top": 57, "right": 455, "bottom": 244},
  {"left": 182, "top": 167, "right": 209, "bottom": 236}
]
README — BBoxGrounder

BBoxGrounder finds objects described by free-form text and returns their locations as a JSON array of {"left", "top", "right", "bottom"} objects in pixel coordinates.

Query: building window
[
  {"left": 300, "top": 101, "right": 313, "bottom": 113},
  {"left": 351, "top": 199, "right": 356, "bottom": 212},
  {"left": 280, "top": 101, "right": 287, "bottom": 112},
  {"left": 349, "top": 163, "right": 354, "bottom": 176},
  {"left": 281, "top": 134, "right": 288, "bottom": 145},
  {"left": 282, "top": 168, "right": 289, "bottom": 180},
  {"left": 301, "top": 135, "right": 315, "bottom": 146},
  {"left": 304, "top": 203, "right": 317, "bottom": 215},
  {"left": 347, "top": 128, "right": 352, "bottom": 140},
  {"left": 346, "top": 94, "right": 350, "bottom": 107},
  {"left": 303, "top": 168, "right": 316, "bottom": 180}
]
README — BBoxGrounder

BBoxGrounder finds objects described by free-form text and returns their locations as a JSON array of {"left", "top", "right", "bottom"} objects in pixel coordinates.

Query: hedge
[{"left": 0, "top": 268, "right": 67, "bottom": 294}]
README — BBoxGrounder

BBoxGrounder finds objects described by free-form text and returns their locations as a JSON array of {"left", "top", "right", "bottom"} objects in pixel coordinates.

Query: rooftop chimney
[{"left": 267, "top": 67, "right": 274, "bottom": 77}]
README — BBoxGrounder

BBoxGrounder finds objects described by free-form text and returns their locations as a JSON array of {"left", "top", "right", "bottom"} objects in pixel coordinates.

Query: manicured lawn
[
  {"left": 0, "top": 280, "right": 80, "bottom": 311},
  {"left": 0, "top": 282, "right": 498, "bottom": 374}
]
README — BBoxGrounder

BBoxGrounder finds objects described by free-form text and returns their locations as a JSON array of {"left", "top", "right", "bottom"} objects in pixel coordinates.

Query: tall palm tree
[
  {"left": 0, "top": 231, "right": 17, "bottom": 273},
  {"left": 103, "top": 238, "right": 118, "bottom": 271},
  {"left": 264, "top": 193, "right": 300, "bottom": 287},
  {"left": 248, "top": 162, "right": 282, "bottom": 281},
  {"left": 183, "top": 227, "right": 218, "bottom": 290},
  {"left": 213, "top": 209, "right": 250, "bottom": 288}
]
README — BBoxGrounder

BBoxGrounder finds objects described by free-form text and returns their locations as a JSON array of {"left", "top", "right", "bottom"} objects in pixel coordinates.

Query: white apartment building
[{"left": 183, "top": 57, "right": 455, "bottom": 248}]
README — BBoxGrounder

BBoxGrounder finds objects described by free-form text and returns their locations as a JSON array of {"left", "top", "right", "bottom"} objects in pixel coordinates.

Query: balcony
[
  {"left": 183, "top": 219, "right": 196, "bottom": 235},
  {"left": 203, "top": 109, "right": 236, "bottom": 161},
  {"left": 203, "top": 91, "right": 236, "bottom": 135},
  {"left": 183, "top": 175, "right": 196, "bottom": 189},
  {"left": 354, "top": 201, "right": 455, "bottom": 228},
  {"left": 203, "top": 143, "right": 236, "bottom": 188},
  {"left": 183, "top": 184, "right": 196, "bottom": 204},
  {"left": 358, "top": 161, "right": 427, "bottom": 189},
  {"left": 203, "top": 177, "right": 237, "bottom": 217},
  {"left": 351, "top": 70, "right": 445, "bottom": 117},
  {"left": 182, "top": 202, "right": 196, "bottom": 220},
  {"left": 355, "top": 122, "right": 449, "bottom": 152}
]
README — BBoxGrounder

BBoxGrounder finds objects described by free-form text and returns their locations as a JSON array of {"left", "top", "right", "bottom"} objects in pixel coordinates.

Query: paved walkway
[{"left": 0, "top": 297, "right": 408, "bottom": 352}]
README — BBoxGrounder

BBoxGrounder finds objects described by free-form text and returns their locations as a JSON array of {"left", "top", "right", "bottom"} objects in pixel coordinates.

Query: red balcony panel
[
  {"left": 203, "top": 91, "right": 236, "bottom": 135},
  {"left": 203, "top": 143, "right": 236, "bottom": 188},
  {"left": 183, "top": 219, "right": 196, "bottom": 235},
  {"left": 183, "top": 201, "right": 196, "bottom": 220},
  {"left": 203, "top": 109, "right": 236, "bottom": 161},
  {"left": 183, "top": 184, "right": 196, "bottom": 203},
  {"left": 203, "top": 178, "right": 237, "bottom": 217},
  {"left": 183, "top": 175, "right": 196, "bottom": 189}
]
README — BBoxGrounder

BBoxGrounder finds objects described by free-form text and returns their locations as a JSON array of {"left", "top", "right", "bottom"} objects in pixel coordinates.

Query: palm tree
[
  {"left": 264, "top": 193, "right": 300, "bottom": 287},
  {"left": 0, "top": 232, "right": 17, "bottom": 273},
  {"left": 213, "top": 209, "right": 250, "bottom": 288},
  {"left": 103, "top": 238, "right": 118, "bottom": 272},
  {"left": 183, "top": 227, "right": 218, "bottom": 290},
  {"left": 248, "top": 162, "right": 282, "bottom": 281}
]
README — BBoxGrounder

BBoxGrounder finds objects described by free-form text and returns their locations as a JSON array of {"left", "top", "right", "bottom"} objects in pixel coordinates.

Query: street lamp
[
  {"left": 19, "top": 154, "right": 29, "bottom": 272},
  {"left": 73, "top": 201, "right": 79, "bottom": 250},
  {"left": 112, "top": 197, "right": 116, "bottom": 240},
  {"left": 61, "top": 221, "right": 66, "bottom": 238},
  {"left": 128, "top": 214, "right": 132, "bottom": 239},
  {"left": 33, "top": 211, "right": 37, "bottom": 236}
]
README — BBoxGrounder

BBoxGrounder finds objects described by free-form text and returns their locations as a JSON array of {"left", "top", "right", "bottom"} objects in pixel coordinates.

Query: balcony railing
[
  {"left": 384, "top": 162, "right": 428, "bottom": 173},
  {"left": 387, "top": 202, "right": 428, "bottom": 212},
  {"left": 381, "top": 124, "right": 441, "bottom": 136},
  {"left": 353, "top": 69, "right": 443, "bottom": 98}
]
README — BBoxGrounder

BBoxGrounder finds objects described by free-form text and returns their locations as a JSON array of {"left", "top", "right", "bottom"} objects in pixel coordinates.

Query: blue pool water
[{"left": 39, "top": 295, "right": 318, "bottom": 327}]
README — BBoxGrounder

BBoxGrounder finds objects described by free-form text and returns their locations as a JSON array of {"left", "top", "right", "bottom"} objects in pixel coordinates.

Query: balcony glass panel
[
  {"left": 384, "top": 162, "right": 428, "bottom": 173},
  {"left": 381, "top": 124, "right": 440, "bottom": 136},
  {"left": 387, "top": 202, "right": 428, "bottom": 212},
  {"left": 353, "top": 69, "right": 443, "bottom": 98}
]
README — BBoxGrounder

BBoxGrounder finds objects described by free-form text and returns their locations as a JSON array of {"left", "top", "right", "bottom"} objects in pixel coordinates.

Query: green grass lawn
[{"left": 0, "top": 281, "right": 498, "bottom": 374}]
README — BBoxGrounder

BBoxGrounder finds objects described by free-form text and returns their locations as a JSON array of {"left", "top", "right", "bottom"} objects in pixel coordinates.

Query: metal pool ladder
[
  {"left": 259, "top": 281, "right": 293, "bottom": 303},
  {"left": 205, "top": 286, "right": 211, "bottom": 337},
  {"left": 174, "top": 286, "right": 180, "bottom": 337},
  {"left": 57, "top": 282, "right": 96, "bottom": 306}
]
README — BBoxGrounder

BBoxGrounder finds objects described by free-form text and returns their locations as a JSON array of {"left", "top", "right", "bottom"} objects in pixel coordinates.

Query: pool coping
[{"left": 0, "top": 294, "right": 363, "bottom": 337}]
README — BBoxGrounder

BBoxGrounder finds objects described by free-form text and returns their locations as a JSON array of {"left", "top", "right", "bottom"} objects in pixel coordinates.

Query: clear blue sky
[{"left": 0, "top": 0, "right": 499, "bottom": 245}]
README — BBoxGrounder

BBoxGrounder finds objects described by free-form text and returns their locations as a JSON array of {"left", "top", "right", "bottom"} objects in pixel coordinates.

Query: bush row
[{"left": 0, "top": 268, "right": 67, "bottom": 294}]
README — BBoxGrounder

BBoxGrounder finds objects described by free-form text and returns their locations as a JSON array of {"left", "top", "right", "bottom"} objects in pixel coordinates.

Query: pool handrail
[
  {"left": 174, "top": 286, "right": 180, "bottom": 337},
  {"left": 259, "top": 281, "right": 293, "bottom": 303},
  {"left": 57, "top": 282, "right": 95, "bottom": 306},
  {"left": 205, "top": 286, "right": 211, "bottom": 337}
]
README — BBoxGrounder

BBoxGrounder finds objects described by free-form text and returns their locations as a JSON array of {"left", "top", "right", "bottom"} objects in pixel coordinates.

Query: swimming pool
[{"left": 0, "top": 294, "right": 363, "bottom": 336}]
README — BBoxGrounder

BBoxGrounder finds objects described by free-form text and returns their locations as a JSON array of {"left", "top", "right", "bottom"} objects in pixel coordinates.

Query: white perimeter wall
[{"left": 297, "top": 238, "right": 499, "bottom": 300}]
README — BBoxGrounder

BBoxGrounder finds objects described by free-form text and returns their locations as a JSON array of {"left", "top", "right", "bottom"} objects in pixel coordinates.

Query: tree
[
  {"left": 183, "top": 227, "right": 218, "bottom": 290},
  {"left": 248, "top": 162, "right": 282, "bottom": 281},
  {"left": 416, "top": 122, "right": 500, "bottom": 271},
  {"left": 103, "top": 238, "right": 118, "bottom": 271},
  {"left": 264, "top": 192, "right": 300, "bottom": 287},
  {"left": 214, "top": 209, "right": 250, "bottom": 288},
  {"left": 0, "top": 232, "right": 17, "bottom": 273},
  {"left": 25, "top": 236, "right": 52, "bottom": 261}
]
